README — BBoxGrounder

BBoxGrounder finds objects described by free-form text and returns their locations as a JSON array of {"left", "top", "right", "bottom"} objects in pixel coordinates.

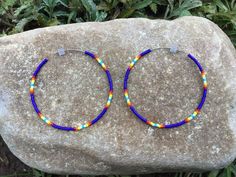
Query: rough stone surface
[{"left": 0, "top": 17, "right": 236, "bottom": 175}]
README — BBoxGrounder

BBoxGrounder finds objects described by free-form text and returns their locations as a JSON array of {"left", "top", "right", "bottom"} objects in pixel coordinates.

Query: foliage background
[
  {"left": 0, "top": 0, "right": 236, "bottom": 177},
  {"left": 0, "top": 0, "right": 236, "bottom": 46}
]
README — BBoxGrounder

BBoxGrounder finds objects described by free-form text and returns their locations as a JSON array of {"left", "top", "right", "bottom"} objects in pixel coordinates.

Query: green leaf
[
  {"left": 167, "top": 0, "right": 202, "bottom": 19},
  {"left": 231, "top": 0, "right": 236, "bottom": 9},
  {"left": 0, "top": 0, "right": 17, "bottom": 15},
  {"left": 95, "top": 11, "right": 107, "bottom": 21},
  {"left": 46, "top": 18, "right": 60, "bottom": 26},
  {"left": 80, "top": 0, "right": 97, "bottom": 21},
  {"left": 57, "top": 0, "right": 68, "bottom": 8},
  {"left": 132, "top": 0, "right": 153, "bottom": 10},
  {"left": 0, "top": 31, "right": 7, "bottom": 37},
  {"left": 230, "top": 163, "right": 236, "bottom": 175},
  {"left": 150, "top": 3, "right": 157, "bottom": 14},
  {"left": 119, "top": 0, "right": 128, "bottom": 4},
  {"left": 14, "top": 16, "right": 35, "bottom": 32},
  {"left": 32, "top": 169, "right": 43, "bottom": 177},
  {"left": 180, "top": 0, "right": 202, "bottom": 11},
  {"left": 67, "top": 10, "right": 77, "bottom": 23},
  {"left": 180, "top": 10, "right": 192, "bottom": 16},
  {"left": 131, "top": 11, "right": 148, "bottom": 18},
  {"left": 14, "top": 2, "right": 31, "bottom": 17},
  {"left": 111, "top": 8, "right": 121, "bottom": 19},
  {"left": 52, "top": 10, "right": 68, "bottom": 17},
  {"left": 164, "top": 4, "right": 170, "bottom": 19},
  {"left": 0, "top": 8, "right": 5, "bottom": 15},
  {"left": 42, "top": 0, "right": 50, "bottom": 8},
  {"left": 97, "top": 1, "right": 111, "bottom": 11},
  {"left": 111, "top": 0, "right": 119, "bottom": 8},
  {"left": 200, "top": 3, "right": 217, "bottom": 14},
  {"left": 36, "top": 14, "right": 51, "bottom": 26},
  {"left": 118, "top": 8, "right": 135, "bottom": 18},
  {"left": 219, "top": 168, "right": 227, "bottom": 177},
  {"left": 225, "top": 165, "right": 232, "bottom": 177},
  {"left": 152, "top": 0, "right": 169, "bottom": 5},
  {"left": 1, "top": 0, "right": 17, "bottom": 8},
  {"left": 215, "top": 0, "right": 229, "bottom": 11},
  {"left": 208, "top": 170, "right": 220, "bottom": 177}
]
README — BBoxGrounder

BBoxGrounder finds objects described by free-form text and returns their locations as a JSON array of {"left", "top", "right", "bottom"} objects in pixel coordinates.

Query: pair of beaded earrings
[{"left": 30, "top": 48, "right": 207, "bottom": 131}]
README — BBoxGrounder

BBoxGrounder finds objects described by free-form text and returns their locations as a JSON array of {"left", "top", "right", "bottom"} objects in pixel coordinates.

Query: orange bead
[
  {"left": 30, "top": 88, "right": 34, "bottom": 94},
  {"left": 159, "top": 124, "right": 165, "bottom": 128}
]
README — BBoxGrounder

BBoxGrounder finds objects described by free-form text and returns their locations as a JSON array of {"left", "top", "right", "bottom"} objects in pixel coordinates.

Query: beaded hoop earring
[
  {"left": 30, "top": 49, "right": 113, "bottom": 131},
  {"left": 123, "top": 48, "right": 207, "bottom": 128}
]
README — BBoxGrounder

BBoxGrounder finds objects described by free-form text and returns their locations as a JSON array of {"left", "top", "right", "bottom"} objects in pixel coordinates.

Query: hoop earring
[
  {"left": 123, "top": 48, "right": 207, "bottom": 128},
  {"left": 30, "top": 49, "right": 113, "bottom": 131}
]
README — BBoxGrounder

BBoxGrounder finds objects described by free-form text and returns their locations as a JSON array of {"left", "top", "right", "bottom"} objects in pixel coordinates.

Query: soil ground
[{"left": 0, "top": 136, "right": 30, "bottom": 176}]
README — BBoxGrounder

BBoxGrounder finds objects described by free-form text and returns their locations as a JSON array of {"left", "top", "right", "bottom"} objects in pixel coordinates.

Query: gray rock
[{"left": 0, "top": 16, "right": 236, "bottom": 175}]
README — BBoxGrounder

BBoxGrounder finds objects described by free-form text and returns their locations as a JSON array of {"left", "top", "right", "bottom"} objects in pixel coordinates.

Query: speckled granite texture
[{"left": 0, "top": 16, "right": 236, "bottom": 175}]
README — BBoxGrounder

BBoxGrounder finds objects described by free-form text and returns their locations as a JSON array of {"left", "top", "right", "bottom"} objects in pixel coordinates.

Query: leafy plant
[
  {"left": 0, "top": 0, "right": 107, "bottom": 34},
  {"left": 196, "top": 0, "right": 236, "bottom": 46},
  {"left": 32, "top": 169, "right": 52, "bottom": 177},
  {"left": 80, "top": 0, "right": 107, "bottom": 21},
  {"left": 164, "top": 0, "right": 202, "bottom": 19},
  {"left": 0, "top": 0, "right": 236, "bottom": 38},
  {"left": 172, "top": 160, "right": 236, "bottom": 177}
]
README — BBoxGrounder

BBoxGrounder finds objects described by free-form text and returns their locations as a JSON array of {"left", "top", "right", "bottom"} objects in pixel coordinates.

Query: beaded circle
[
  {"left": 30, "top": 50, "right": 113, "bottom": 131},
  {"left": 123, "top": 49, "right": 207, "bottom": 128}
]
